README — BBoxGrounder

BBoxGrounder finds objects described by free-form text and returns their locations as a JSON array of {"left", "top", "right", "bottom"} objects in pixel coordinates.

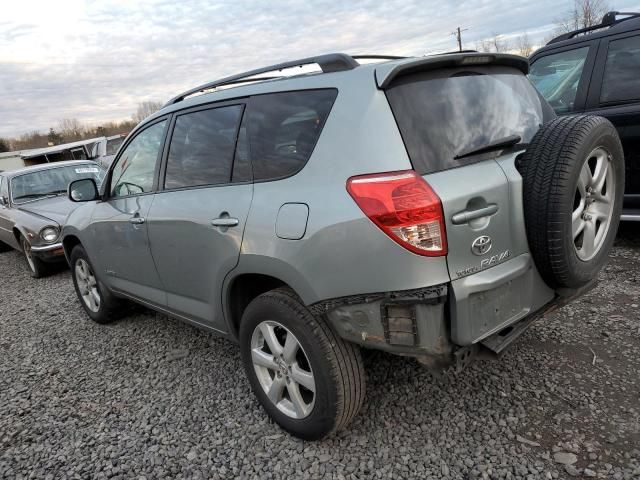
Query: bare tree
[
  {"left": 556, "top": 0, "right": 610, "bottom": 33},
  {"left": 475, "top": 34, "right": 510, "bottom": 53},
  {"left": 0, "top": 138, "right": 10, "bottom": 153},
  {"left": 132, "top": 101, "right": 163, "bottom": 123},
  {"left": 58, "top": 118, "right": 85, "bottom": 142},
  {"left": 515, "top": 33, "right": 534, "bottom": 57}
]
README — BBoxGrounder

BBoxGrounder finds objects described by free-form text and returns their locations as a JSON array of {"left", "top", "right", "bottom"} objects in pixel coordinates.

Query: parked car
[
  {"left": 90, "top": 134, "right": 127, "bottom": 168},
  {"left": 0, "top": 161, "right": 105, "bottom": 277},
  {"left": 530, "top": 11, "right": 640, "bottom": 220},
  {"left": 61, "top": 52, "right": 623, "bottom": 439}
]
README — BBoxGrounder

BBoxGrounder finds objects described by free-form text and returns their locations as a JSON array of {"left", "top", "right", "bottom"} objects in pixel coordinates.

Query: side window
[
  {"left": 600, "top": 35, "right": 640, "bottom": 104},
  {"left": 164, "top": 105, "right": 243, "bottom": 189},
  {"left": 529, "top": 47, "right": 590, "bottom": 113},
  {"left": 247, "top": 89, "right": 338, "bottom": 181},
  {"left": 110, "top": 120, "right": 166, "bottom": 197},
  {"left": 0, "top": 177, "right": 6, "bottom": 201}
]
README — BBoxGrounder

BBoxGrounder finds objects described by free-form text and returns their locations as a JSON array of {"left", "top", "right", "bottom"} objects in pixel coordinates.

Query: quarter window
[
  {"left": 529, "top": 47, "right": 590, "bottom": 113},
  {"left": 600, "top": 35, "right": 640, "bottom": 104},
  {"left": 164, "top": 105, "right": 243, "bottom": 189},
  {"left": 247, "top": 89, "right": 338, "bottom": 181},
  {"left": 110, "top": 120, "right": 166, "bottom": 197}
]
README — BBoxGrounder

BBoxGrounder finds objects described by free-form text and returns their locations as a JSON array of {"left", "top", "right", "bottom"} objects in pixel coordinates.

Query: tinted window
[
  {"left": 387, "top": 66, "right": 553, "bottom": 175},
  {"left": 164, "top": 106, "right": 242, "bottom": 189},
  {"left": 600, "top": 36, "right": 640, "bottom": 104},
  {"left": 110, "top": 120, "right": 166, "bottom": 197},
  {"left": 247, "top": 89, "right": 337, "bottom": 181},
  {"left": 529, "top": 47, "right": 590, "bottom": 113}
]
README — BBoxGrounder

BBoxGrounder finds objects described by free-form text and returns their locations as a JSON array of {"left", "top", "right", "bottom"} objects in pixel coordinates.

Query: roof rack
[
  {"left": 165, "top": 53, "right": 360, "bottom": 106},
  {"left": 548, "top": 11, "right": 640, "bottom": 44}
]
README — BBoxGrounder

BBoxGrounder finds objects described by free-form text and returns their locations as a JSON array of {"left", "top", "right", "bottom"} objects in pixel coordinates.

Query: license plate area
[{"left": 449, "top": 253, "right": 554, "bottom": 345}]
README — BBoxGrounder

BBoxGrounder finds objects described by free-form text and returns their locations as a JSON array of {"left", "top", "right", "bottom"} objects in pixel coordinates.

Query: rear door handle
[
  {"left": 129, "top": 217, "right": 146, "bottom": 225},
  {"left": 452, "top": 204, "right": 498, "bottom": 225},
  {"left": 211, "top": 217, "right": 239, "bottom": 227}
]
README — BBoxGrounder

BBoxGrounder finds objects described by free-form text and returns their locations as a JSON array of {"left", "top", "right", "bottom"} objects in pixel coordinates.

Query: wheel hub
[{"left": 250, "top": 320, "right": 316, "bottom": 419}]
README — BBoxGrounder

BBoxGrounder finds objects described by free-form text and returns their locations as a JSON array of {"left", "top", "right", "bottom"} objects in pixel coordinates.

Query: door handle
[
  {"left": 129, "top": 216, "right": 146, "bottom": 225},
  {"left": 211, "top": 217, "right": 239, "bottom": 227},
  {"left": 452, "top": 204, "right": 498, "bottom": 225}
]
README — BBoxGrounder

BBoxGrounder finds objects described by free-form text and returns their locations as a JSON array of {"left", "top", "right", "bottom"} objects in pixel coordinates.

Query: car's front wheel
[
  {"left": 239, "top": 288, "right": 365, "bottom": 440},
  {"left": 70, "top": 245, "right": 125, "bottom": 324},
  {"left": 21, "top": 237, "right": 49, "bottom": 278}
]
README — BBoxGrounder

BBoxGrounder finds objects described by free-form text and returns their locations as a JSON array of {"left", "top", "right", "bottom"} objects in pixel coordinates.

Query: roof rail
[
  {"left": 164, "top": 53, "right": 359, "bottom": 106},
  {"left": 547, "top": 11, "right": 640, "bottom": 44}
]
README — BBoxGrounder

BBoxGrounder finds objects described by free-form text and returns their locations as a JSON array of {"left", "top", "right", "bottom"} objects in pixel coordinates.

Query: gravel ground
[{"left": 1, "top": 225, "right": 639, "bottom": 480}]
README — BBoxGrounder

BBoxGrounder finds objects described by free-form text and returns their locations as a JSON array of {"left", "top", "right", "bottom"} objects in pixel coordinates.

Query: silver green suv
[{"left": 62, "top": 52, "right": 624, "bottom": 439}]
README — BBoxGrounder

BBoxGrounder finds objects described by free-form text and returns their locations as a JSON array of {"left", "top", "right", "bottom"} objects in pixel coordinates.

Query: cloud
[{"left": 0, "top": 0, "right": 638, "bottom": 138}]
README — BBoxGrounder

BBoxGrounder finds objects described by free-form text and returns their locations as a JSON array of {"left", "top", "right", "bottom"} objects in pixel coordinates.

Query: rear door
[
  {"left": 146, "top": 102, "right": 252, "bottom": 333},
  {"left": 385, "top": 65, "right": 556, "bottom": 344},
  {"left": 584, "top": 30, "right": 640, "bottom": 206}
]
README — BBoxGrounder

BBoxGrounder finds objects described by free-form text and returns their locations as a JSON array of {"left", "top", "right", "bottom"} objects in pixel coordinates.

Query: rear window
[
  {"left": 247, "top": 89, "right": 338, "bottom": 181},
  {"left": 386, "top": 66, "right": 553, "bottom": 175}
]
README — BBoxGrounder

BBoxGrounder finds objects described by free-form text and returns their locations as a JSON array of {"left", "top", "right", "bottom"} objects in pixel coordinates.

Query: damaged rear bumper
[{"left": 311, "top": 276, "right": 597, "bottom": 370}]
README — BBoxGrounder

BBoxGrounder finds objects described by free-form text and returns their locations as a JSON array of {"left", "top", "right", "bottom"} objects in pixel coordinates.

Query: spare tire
[{"left": 519, "top": 115, "right": 624, "bottom": 289}]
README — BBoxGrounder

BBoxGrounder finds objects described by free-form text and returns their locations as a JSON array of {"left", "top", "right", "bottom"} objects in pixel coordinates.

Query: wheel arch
[
  {"left": 224, "top": 257, "right": 319, "bottom": 340},
  {"left": 62, "top": 234, "right": 82, "bottom": 262}
]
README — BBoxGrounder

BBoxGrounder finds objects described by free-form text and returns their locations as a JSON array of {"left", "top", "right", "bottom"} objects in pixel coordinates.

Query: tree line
[
  {"left": 0, "top": 101, "right": 163, "bottom": 153},
  {"left": 474, "top": 0, "right": 608, "bottom": 56}
]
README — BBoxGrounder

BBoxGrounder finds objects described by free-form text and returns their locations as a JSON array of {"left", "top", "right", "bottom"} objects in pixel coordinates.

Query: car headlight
[{"left": 40, "top": 226, "right": 60, "bottom": 243}]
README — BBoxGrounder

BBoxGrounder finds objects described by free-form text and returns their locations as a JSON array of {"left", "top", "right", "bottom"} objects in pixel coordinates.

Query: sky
[{"left": 1, "top": 0, "right": 639, "bottom": 139}]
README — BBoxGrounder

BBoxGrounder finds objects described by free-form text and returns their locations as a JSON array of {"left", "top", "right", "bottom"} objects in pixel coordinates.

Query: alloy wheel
[
  {"left": 250, "top": 320, "right": 316, "bottom": 419},
  {"left": 572, "top": 147, "right": 615, "bottom": 261},
  {"left": 75, "top": 258, "right": 101, "bottom": 313}
]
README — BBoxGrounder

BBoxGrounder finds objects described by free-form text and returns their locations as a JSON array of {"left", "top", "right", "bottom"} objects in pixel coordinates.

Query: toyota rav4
[{"left": 61, "top": 52, "right": 624, "bottom": 440}]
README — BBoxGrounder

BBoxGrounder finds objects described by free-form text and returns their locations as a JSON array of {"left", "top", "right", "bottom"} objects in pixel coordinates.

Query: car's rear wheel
[
  {"left": 239, "top": 288, "right": 365, "bottom": 440},
  {"left": 0, "top": 241, "right": 11, "bottom": 253},
  {"left": 21, "top": 237, "right": 49, "bottom": 278},
  {"left": 70, "top": 245, "right": 125, "bottom": 324},
  {"left": 519, "top": 115, "right": 624, "bottom": 289}
]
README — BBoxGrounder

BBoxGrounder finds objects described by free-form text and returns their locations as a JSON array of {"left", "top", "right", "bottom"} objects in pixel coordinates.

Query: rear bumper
[{"left": 314, "top": 254, "right": 584, "bottom": 367}]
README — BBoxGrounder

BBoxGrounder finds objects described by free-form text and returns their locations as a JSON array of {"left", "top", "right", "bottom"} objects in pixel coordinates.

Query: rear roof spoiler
[{"left": 375, "top": 53, "right": 530, "bottom": 89}]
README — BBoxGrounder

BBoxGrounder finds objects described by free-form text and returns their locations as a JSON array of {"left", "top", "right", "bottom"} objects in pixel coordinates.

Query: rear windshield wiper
[{"left": 454, "top": 134, "right": 523, "bottom": 160}]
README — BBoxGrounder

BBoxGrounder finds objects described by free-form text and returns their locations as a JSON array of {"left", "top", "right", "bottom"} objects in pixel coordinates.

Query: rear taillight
[{"left": 346, "top": 170, "right": 447, "bottom": 256}]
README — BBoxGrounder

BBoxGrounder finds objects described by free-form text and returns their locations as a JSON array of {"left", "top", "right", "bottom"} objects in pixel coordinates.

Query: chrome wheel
[
  {"left": 22, "top": 239, "right": 35, "bottom": 273},
  {"left": 250, "top": 320, "right": 315, "bottom": 419},
  {"left": 572, "top": 147, "right": 615, "bottom": 262},
  {"left": 75, "top": 259, "right": 101, "bottom": 313}
]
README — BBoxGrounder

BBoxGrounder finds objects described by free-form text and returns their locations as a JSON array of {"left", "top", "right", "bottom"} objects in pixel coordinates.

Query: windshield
[
  {"left": 529, "top": 47, "right": 590, "bottom": 113},
  {"left": 386, "top": 66, "right": 554, "bottom": 175},
  {"left": 11, "top": 164, "right": 105, "bottom": 204}
]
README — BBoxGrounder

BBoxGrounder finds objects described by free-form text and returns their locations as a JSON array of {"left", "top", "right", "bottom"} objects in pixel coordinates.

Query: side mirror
[{"left": 68, "top": 178, "right": 99, "bottom": 202}]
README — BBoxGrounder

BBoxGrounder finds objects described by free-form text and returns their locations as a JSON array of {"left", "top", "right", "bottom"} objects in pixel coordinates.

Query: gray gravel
[{"left": 1, "top": 225, "right": 639, "bottom": 479}]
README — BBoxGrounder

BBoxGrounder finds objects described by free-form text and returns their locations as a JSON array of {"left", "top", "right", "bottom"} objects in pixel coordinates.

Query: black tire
[
  {"left": 69, "top": 245, "right": 125, "bottom": 324},
  {"left": 0, "top": 241, "right": 12, "bottom": 253},
  {"left": 519, "top": 115, "right": 624, "bottom": 289},
  {"left": 21, "top": 237, "right": 50, "bottom": 278},
  {"left": 239, "top": 288, "right": 365, "bottom": 440}
]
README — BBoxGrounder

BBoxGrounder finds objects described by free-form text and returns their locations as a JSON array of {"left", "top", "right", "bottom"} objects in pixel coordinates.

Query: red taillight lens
[{"left": 346, "top": 170, "right": 447, "bottom": 256}]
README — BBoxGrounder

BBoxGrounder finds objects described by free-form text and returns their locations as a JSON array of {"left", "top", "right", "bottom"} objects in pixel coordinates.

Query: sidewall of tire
[{"left": 239, "top": 292, "right": 346, "bottom": 440}]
